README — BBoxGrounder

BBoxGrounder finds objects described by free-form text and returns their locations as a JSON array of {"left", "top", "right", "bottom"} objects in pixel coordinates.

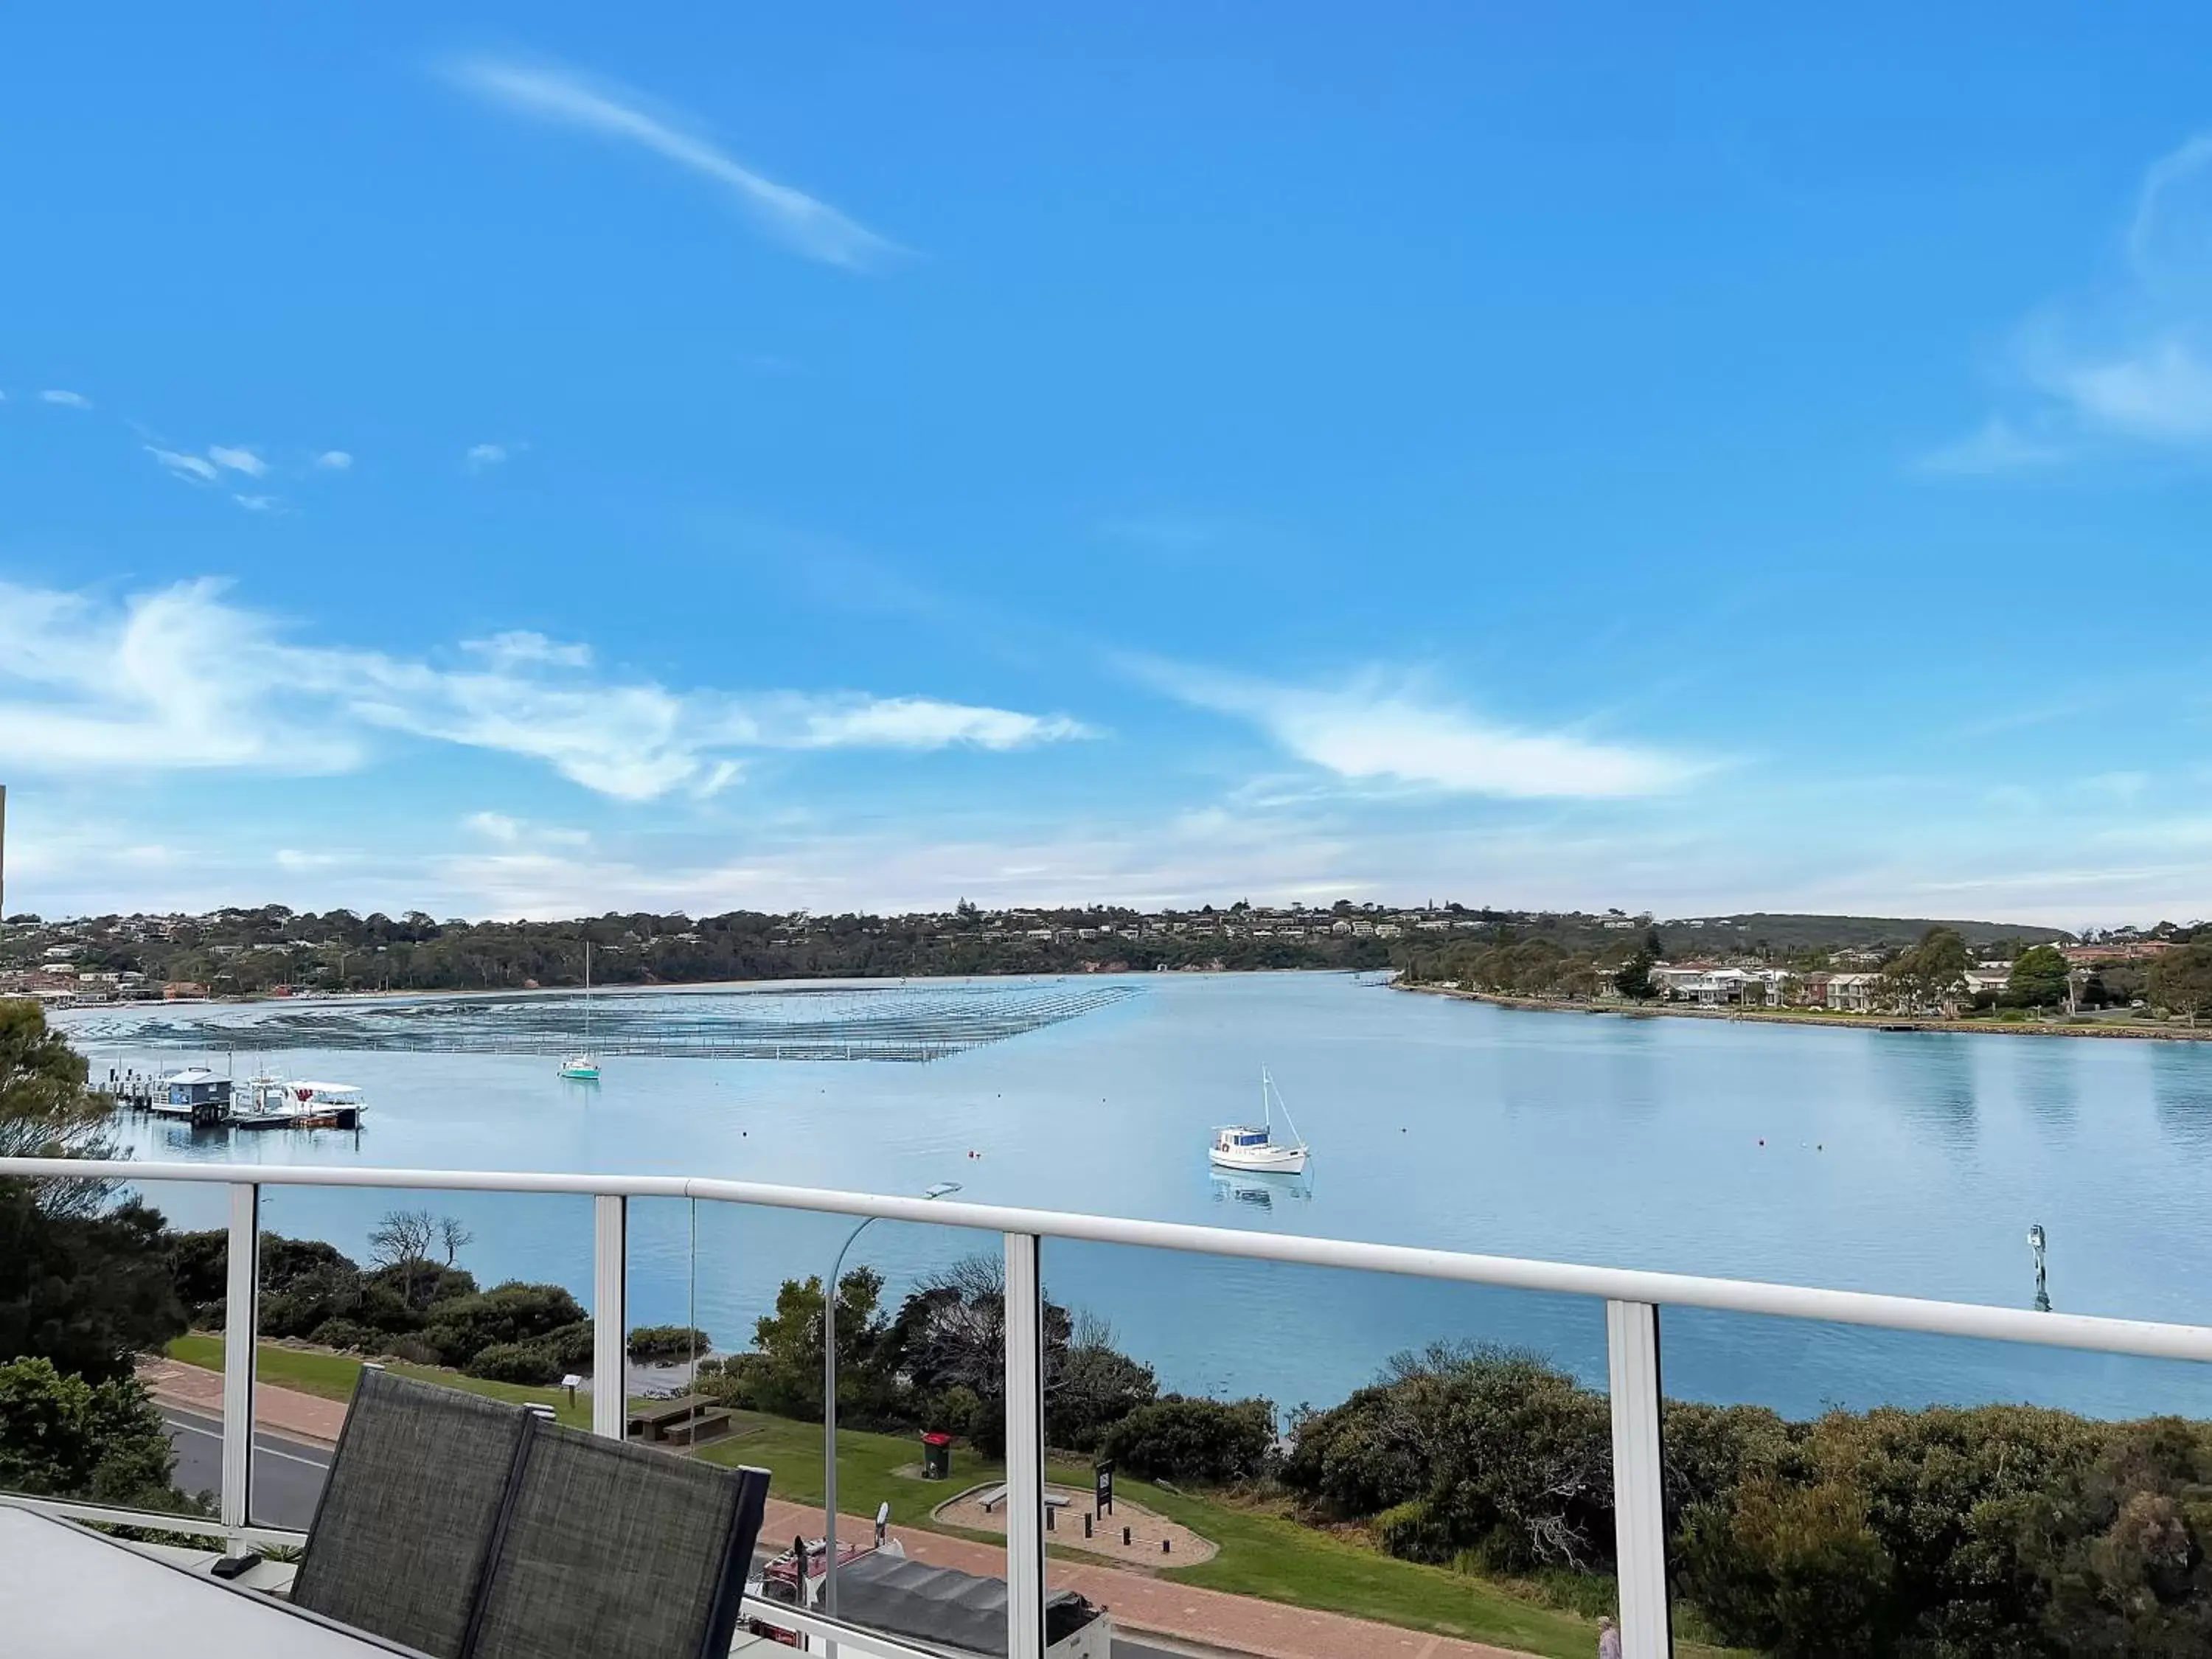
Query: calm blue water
[{"left": 60, "top": 974, "right": 2212, "bottom": 1422}]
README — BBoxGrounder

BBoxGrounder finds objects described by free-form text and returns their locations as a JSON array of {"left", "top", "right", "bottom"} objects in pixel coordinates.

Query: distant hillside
[{"left": 1650, "top": 912, "right": 2068, "bottom": 956}]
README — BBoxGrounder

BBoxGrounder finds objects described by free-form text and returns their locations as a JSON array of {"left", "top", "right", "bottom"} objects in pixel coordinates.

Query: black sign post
[{"left": 1094, "top": 1459, "right": 1115, "bottom": 1517}]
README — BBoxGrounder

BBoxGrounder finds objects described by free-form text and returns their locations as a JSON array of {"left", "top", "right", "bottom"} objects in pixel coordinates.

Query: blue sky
[{"left": 4, "top": 6, "right": 2211, "bottom": 924}]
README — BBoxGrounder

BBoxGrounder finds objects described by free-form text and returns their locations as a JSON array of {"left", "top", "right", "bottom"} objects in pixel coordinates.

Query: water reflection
[
  {"left": 2152, "top": 1043, "right": 2212, "bottom": 1158},
  {"left": 2014, "top": 1047, "right": 2079, "bottom": 1133},
  {"left": 1209, "top": 1170, "right": 1313, "bottom": 1212},
  {"left": 1879, "top": 1033, "right": 1978, "bottom": 1151}
]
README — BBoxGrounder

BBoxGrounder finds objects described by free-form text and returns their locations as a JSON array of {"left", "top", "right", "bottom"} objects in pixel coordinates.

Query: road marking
[{"left": 163, "top": 1410, "right": 331, "bottom": 1470}]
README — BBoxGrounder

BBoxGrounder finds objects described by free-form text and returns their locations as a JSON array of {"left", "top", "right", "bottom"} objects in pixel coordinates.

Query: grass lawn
[
  {"left": 686, "top": 1413, "right": 1707, "bottom": 1659},
  {"left": 164, "top": 1334, "right": 600, "bottom": 1430},
  {"left": 169, "top": 1338, "right": 1738, "bottom": 1659}
]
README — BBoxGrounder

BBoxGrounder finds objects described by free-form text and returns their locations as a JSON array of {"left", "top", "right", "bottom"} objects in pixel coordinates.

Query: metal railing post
[
  {"left": 1606, "top": 1299, "right": 1672, "bottom": 1659},
  {"left": 220, "top": 1182, "right": 260, "bottom": 1537},
  {"left": 593, "top": 1194, "right": 627, "bottom": 1440},
  {"left": 1002, "top": 1232, "right": 1046, "bottom": 1659}
]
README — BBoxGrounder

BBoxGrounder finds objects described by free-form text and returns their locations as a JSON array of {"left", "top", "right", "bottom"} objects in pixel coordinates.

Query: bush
[
  {"left": 420, "top": 1281, "right": 586, "bottom": 1369},
  {"left": 924, "top": 1384, "right": 981, "bottom": 1439},
  {"left": 1099, "top": 1395, "right": 1273, "bottom": 1486},
  {"left": 626, "top": 1324, "right": 710, "bottom": 1364},
  {"left": 0, "top": 1357, "right": 181, "bottom": 1509},
  {"left": 306, "top": 1318, "right": 383, "bottom": 1353},
  {"left": 1051, "top": 1342, "right": 1158, "bottom": 1452},
  {"left": 540, "top": 1321, "right": 597, "bottom": 1370},
  {"left": 1284, "top": 1344, "right": 1613, "bottom": 1572},
  {"left": 465, "top": 1342, "right": 562, "bottom": 1385}
]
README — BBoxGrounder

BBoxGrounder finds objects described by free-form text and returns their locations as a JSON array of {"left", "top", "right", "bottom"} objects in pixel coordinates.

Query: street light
[{"left": 824, "top": 1180, "right": 961, "bottom": 1629}]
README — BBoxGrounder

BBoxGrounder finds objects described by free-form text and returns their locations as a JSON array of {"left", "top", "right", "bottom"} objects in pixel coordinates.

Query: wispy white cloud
[
  {"left": 39, "top": 389, "right": 92, "bottom": 409},
  {"left": 209, "top": 445, "right": 267, "bottom": 478},
  {"left": 465, "top": 631, "right": 594, "bottom": 669},
  {"left": 232, "top": 493, "right": 279, "bottom": 512},
  {"left": 0, "top": 577, "right": 1091, "bottom": 800},
  {"left": 465, "top": 442, "right": 512, "bottom": 470},
  {"left": 448, "top": 59, "right": 900, "bottom": 272},
  {"left": 463, "top": 811, "right": 590, "bottom": 849},
  {"left": 1935, "top": 133, "right": 2212, "bottom": 467},
  {"left": 314, "top": 450, "right": 354, "bottom": 471},
  {"left": 1916, "top": 417, "right": 2069, "bottom": 476},
  {"left": 146, "top": 445, "right": 220, "bottom": 484},
  {"left": 1137, "top": 661, "right": 1703, "bottom": 799},
  {"left": 782, "top": 696, "right": 1093, "bottom": 751}
]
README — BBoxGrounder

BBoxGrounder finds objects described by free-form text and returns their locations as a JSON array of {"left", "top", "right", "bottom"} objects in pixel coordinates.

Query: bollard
[
  {"left": 1046, "top": 1508, "right": 1055, "bottom": 1533},
  {"left": 1122, "top": 1526, "right": 1131, "bottom": 1545},
  {"left": 1162, "top": 1538, "right": 1171, "bottom": 1555},
  {"left": 1083, "top": 1514, "right": 1093, "bottom": 1539}
]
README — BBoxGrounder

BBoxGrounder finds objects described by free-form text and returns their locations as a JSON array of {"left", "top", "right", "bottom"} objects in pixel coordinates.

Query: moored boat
[
  {"left": 559, "top": 941, "right": 602, "bottom": 1081},
  {"left": 1209, "top": 1067, "right": 1310, "bottom": 1175}
]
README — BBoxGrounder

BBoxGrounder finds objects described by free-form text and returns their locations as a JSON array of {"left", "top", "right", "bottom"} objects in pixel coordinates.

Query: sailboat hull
[{"left": 1208, "top": 1141, "right": 1309, "bottom": 1175}]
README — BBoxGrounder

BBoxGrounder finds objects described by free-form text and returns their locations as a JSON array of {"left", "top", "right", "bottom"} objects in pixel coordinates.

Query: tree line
[{"left": 24, "top": 905, "right": 1391, "bottom": 994}]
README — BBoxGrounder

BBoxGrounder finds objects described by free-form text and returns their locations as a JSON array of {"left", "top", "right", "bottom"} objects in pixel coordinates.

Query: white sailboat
[
  {"left": 558, "top": 942, "right": 601, "bottom": 1081},
  {"left": 1210, "top": 1066, "right": 1310, "bottom": 1175}
]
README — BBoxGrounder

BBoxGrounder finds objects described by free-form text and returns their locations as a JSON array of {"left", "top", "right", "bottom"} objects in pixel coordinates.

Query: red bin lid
[{"left": 921, "top": 1431, "right": 954, "bottom": 1446}]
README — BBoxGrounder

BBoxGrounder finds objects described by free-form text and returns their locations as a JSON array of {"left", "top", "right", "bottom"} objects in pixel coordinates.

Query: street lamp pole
[{"left": 824, "top": 1180, "right": 959, "bottom": 1632}]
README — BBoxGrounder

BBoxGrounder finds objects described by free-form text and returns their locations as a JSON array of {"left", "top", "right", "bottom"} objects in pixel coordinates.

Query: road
[
  {"left": 161, "top": 1405, "right": 331, "bottom": 1530},
  {"left": 159, "top": 1409, "right": 1189, "bottom": 1659}
]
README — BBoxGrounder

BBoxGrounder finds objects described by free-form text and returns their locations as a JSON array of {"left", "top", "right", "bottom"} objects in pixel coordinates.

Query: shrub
[
  {"left": 0, "top": 1357, "right": 181, "bottom": 1509},
  {"left": 465, "top": 1342, "right": 562, "bottom": 1385},
  {"left": 924, "top": 1384, "right": 981, "bottom": 1439},
  {"left": 420, "top": 1281, "right": 586, "bottom": 1369},
  {"left": 1099, "top": 1395, "right": 1273, "bottom": 1486},
  {"left": 540, "top": 1321, "right": 597, "bottom": 1370},
  {"left": 1284, "top": 1344, "right": 1613, "bottom": 1572},
  {"left": 306, "top": 1318, "right": 382, "bottom": 1353},
  {"left": 1051, "top": 1342, "right": 1158, "bottom": 1452},
  {"left": 626, "top": 1324, "right": 710, "bottom": 1364}
]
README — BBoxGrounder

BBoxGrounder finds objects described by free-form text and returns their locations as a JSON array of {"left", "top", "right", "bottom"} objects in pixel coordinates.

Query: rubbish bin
[{"left": 921, "top": 1431, "right": 953, "bottom": 1480}]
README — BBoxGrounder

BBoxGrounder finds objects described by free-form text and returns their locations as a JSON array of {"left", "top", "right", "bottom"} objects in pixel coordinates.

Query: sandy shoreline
[{"left": 1394, "top": 979, "right": 2212, "bottom": 1041}]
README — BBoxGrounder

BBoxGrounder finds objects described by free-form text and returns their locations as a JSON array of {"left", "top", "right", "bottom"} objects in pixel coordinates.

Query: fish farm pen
[{"left": 73, "top": 981, "right": 1144, "bottom": 1063}]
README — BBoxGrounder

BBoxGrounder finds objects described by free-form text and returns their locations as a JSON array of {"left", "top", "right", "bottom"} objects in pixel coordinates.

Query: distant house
[
  {"left": 1962, "top": 968, "right": 2010, "bottom": 1000},
  {"left": 2062, "top": 941, "right": 2170, "bottom": 964},
  {"left": 1826, "top": 972, "right": 1883, "bottom": 1013}
]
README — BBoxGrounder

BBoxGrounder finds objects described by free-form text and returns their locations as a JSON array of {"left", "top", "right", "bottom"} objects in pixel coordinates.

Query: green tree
[
  {"left": 1887, "top": 927, "right": 1971, "bottom": 1012},
  {"left": 1, "top": 997, "right": 122, "bottom": 1217},
  {"left": 2149, "top": 944, "right": 2212, "bottom": 1026},
  {"left": 1615, "top": 947, "right": 1658, "bottom": 1001},
  {"left": 2008, "top": 944, "right": 2072, "bottom": 1009},
  {"left": 0, "top": 1183, "right": 187, "bottom": 1382},
  {"left": 740, "top": 1266, "right": 891, "bottom": 1422},
  {"left": 0, "top": 1356, "right": 185, "bottom": 1509}
]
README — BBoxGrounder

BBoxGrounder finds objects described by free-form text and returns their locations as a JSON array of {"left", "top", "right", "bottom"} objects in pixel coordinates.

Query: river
[{"left": 59, "top": 972, "right": 2212, "bottom": 1422}]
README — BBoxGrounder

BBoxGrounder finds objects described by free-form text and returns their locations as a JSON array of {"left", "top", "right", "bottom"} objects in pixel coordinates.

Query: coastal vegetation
[
  {"left": 0, "top": 998, "right": 198, "bottom": 1520},
  {"left": 4, "top": 900, "right": 2098, "bottom": 1004},
  {"left": 167, "top": 1214, "right": 596, "bottom": 1384}
]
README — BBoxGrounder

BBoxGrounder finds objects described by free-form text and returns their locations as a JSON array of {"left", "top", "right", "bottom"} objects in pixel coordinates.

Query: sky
[{"left": 4, "top": 6, "right": 2212, "bottom": 926}]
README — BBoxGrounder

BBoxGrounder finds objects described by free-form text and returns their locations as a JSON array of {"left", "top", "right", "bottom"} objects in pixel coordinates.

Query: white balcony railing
[{"left": 8, "top": 1154, "right": 2212, "bottom": 1659}]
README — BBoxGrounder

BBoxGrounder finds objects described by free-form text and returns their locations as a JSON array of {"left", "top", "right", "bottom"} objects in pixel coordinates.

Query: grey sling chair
[{"left": 292, "top": 1366, "right": 772, "bottom": 1659}]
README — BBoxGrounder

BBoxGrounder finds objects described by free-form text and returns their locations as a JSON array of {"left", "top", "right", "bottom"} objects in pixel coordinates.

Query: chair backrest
[
  {"left": 467, "top": 1421, "right": 771, "bottom": 1659},
  {"left": 291, "top": 1367, "right": 536, "bottom": 1659}
]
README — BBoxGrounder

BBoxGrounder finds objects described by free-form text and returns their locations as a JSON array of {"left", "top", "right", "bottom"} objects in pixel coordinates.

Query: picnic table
[{"left": 627, "top": 1393, "right": 734, "bottom": 1445}]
